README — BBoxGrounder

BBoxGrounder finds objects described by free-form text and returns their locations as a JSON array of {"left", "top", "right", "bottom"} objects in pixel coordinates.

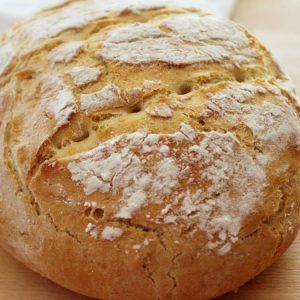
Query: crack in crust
[
  {"left": 45, "top": 212, "right": 82, "bottom": 245},
  {"left": 5, "top": 117, "right": 42, "bottom": 216},
  {"left": 2, "top": 5, "right": 287, "bottom": 187},
  {"left": 1, "top": 3, "right": 300, "bottom": 300}
]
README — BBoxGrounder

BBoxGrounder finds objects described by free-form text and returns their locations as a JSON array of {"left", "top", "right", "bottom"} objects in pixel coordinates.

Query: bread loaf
[{"left": 0, "top": 1, "right": 300, "bottom": 299}]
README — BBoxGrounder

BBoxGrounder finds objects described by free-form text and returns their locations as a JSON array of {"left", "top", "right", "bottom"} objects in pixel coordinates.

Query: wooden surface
[{"left": 1, "top": 0, "right": 300, "bottom": 299}]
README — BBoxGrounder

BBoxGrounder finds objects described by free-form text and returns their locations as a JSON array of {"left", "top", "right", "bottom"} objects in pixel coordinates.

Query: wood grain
[
  {"left": 0, "top": 0, "right": 300, "bottom": 299},
  {"left": 218, "top": 237, "right": 300, "bottom": 300}
]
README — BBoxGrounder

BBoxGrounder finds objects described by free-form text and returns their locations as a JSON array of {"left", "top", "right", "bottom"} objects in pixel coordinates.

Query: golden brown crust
[{"left": 1, "top": 1, "right": 300, "bottom": 299}]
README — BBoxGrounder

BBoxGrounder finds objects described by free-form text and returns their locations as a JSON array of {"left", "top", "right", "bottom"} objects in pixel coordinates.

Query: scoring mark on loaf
[
  {"left": 1, "top": 0, "right": 299, "bottom": 261},
  {"left": 68, "top": 124, "right": 266, "bottom": 254},
  {"left": 80, "top": 80, "right": 163, "bottom": 114},
  {"left": 99, "top": 14, "right": 257, "bottom": 66},
  {"left": 10, "top": 76, "right": 77, "bottom": 178}
]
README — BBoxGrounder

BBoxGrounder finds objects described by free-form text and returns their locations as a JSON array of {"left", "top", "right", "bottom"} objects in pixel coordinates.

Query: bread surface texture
[{"left": 1, "top": 1, "right": 300, "bottom": 299}]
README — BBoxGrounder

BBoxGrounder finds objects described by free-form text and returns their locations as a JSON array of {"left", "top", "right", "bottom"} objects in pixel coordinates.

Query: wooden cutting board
[{"left": 0, "top": 0, "right": 300, "bottom": 299}]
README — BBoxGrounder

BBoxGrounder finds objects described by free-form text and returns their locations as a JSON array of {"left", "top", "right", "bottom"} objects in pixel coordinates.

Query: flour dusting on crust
[
  {"left": 1, "top": 0, "right": 235, "bottom": 62},
  {"left": 9, "top": 76, "right": 77, "bottom": 178},
  {"left": 101, "top": 226, "right": 123, "bottom": 241},
  {"left": 80, "top": 85, "right": 123, "bottom": 113},
  {"left": 1, "top": 0, "right": 299, "bottom": 263},
  {"left": 67, "top": 66, "right": 101, "bottom": 86},
  {"left": 201, "top": 82, "right": 300, "bottom": 151},
  {"left": 99, "top": 14, "right": 256, "bottom": 65},
  {"left": 124, "top": 80, "right": 162, "bottom": 106},
  {"left": 21, "top": 0, "right": 233, "bottom": 44},
  {"left": 0, "top": 42, "right": 14, "bottom": 76},
  {"left": 68, "top": 124, "right": 266, "bottom": 253},
  {"left": 40, "top": 76, "right": 77, "bottom": 130},
  {"left": 85, "top": 223, "right": 99, "bottom": 239},
  {"left": 146, "top": 104, "right": 173, "bottom": 118},
  {"left": 48, "top": 42, "right": 83, "bottom": 63}
]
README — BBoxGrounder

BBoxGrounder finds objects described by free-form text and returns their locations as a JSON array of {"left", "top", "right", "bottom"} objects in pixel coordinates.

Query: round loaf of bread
[{"left": 1, "top": 1, "right": 300, "bottom": 299}]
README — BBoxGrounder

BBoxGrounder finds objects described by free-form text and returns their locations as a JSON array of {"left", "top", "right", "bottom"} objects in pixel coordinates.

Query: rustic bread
[{"left": 1, "top": 1, "right": 300, "bottom": 299}]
